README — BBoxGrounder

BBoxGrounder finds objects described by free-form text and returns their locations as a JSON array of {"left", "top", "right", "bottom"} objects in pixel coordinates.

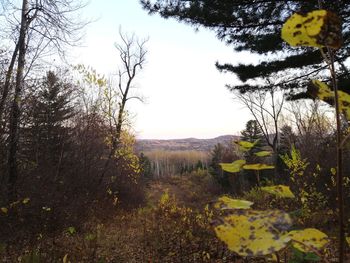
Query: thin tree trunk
[
  {"left": 0, "top": 42, "right": 19, "bottom": 124},
  {"left": 98, "top": 100, "right": 125, "bottom": 185},
  {"left": 7, "top": 0, "right": 28, "bottom": 202},
  {"left": 330, "top": 51, "right": 345, "bottom": 263}
]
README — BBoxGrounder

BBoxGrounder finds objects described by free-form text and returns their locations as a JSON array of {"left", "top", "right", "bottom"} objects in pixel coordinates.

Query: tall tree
[
  {"left": 23, "top": 71, "right": 75, "bottom": 172},
  {"left": 98, "top": 30, "right": 148, "bottom": 184},
  {"left": 0, "top": 0, "right": 87, "bottom": 122},
  {"left": 2, "top": 0, "right": 87, "bottom": 201},
  {"left": 7, "top": 0, "right": 29, "bottom": 201},
  {"left": 140, "top": 1, "right": 350, "bottom": 97}
]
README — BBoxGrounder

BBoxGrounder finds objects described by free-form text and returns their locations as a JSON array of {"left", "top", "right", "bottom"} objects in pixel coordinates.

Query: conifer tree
[
  {"left": 240, "top": 120, "right": 268, "bottom": 186},
  {"left": 241, "top": 120, "right": 266, "bottom": 152},
  {"left": 140, "top": 1, "right": 350, "bottom": 98},
  {"left": 23, "top": 71, "right": 75, "bottom": 170},
  {"left": 279, "top": 125, "right": 296, "bottom": 156}
]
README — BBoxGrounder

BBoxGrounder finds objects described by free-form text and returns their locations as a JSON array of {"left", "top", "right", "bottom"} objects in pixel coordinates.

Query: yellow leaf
[
  {"left": 235, "top": 140, "right": 259, "bottom": 151},
  {"left": 282, "top": 10, "right": 342, "bottom": 49},
  {"left": 1, "top": 207, "right": 8, "bottom": 214},
  {"left": 220, "top": 159, "right": 246, "bottom": 173},
  {"left": 62, "top": 254, "right": 69, "bottom": 263},
  {"left": 261, "top": 185, "right": 295, "bottom": 198},
  {"left": 254, "top": 151, "right": 272, "bottom": 157},
  {"left": 310, "top": 80, "right": 350, "bottom": 120},
  {"left": 346, "top": 237, "right": 350, "bottom": 246},
  {"left": 243, "top": 163, "right": 275, "bottom": 170},
  {"left": 22, "top": 198, "right": 30, "bottom": 204},
  {"left": 214, "top": 196, "right": 253, "bottom": 210},
  {"left": 288, "top": 228, "right": 329, "bottom": 252},
  {"left": 238, "top": 140, "right": 255, "bottom": 148},
  {"left": 9, "top": 201, "right": 20, "bottom": 208},
  {"left": 214, "top": 210, "right": 292, "bottom": 256},
  {"left": 330, "top": 167, "right": 336, "bottom": 176},
  {"left": 266, "top": 253, "right": 278, "bottom": 262}
]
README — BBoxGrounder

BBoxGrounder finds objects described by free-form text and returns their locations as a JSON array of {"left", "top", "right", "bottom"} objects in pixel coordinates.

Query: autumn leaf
[
  {"left": 63, "top": 254, "right": 69, "bottom": 263},
  {"left": 282, "top": 10, "right": 342, "bottom": 49},
  {"left": 214, "top": 196, "right": 253, "bottom": 210},
  {"left": 213, "top": 209, "right": 292, "bottom": 256},
  {"left": 22, "top": 198, "right": 30, "bottom": 204},
  {"left": 346, "top": 237, "right": 350, "bottom": 246},
  {"left": 288, "top": 228, "right": 329, "bottom": 252},
  {"left": 243, "top": 163, "right": 275, "bottom": 170},
  {"left": 220, "top": 159, "right": 246, "bottom": 173},
  {"left": 235, "top": 140, "right": 259, "bottom": 151},
  {"left": 309, "top": 80, "right": 350, "bottom": 120},
  {"left": 261, "top": 185, "right": 295, "bottom": 199},
  {"left": 254, "top": 151, "right": 272, "bottom": 157}
]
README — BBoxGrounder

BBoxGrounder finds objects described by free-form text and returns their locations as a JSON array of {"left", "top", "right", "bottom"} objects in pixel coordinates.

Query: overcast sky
[{"left": 73, "top": 0, "right": 256, "bottom": 139}]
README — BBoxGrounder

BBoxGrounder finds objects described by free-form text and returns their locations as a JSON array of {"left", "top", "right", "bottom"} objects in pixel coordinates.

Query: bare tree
[
  {"left": 1, "top": 0, "right": 87, "bottom": 201},
  {"left": 235, "top": 85, "right": 284, "bottom": 153},
  {"left": 0, "top": 0, "right": 87, "bottom": 122},
  {"left": 285, "top": 100, "right": 335, "bottom": 141},
  {"left": 98, "top": 30, "right": 148, "bottom": 184}
]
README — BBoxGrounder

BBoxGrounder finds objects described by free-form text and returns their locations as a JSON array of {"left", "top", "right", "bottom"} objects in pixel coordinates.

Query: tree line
[{"left": 0, "top": 1, "right": 152, "bottom": 243}]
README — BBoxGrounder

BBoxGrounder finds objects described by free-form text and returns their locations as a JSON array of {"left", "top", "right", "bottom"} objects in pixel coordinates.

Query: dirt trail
[{"left": 146, "top": 175, "right": 217, "bottom": 208}]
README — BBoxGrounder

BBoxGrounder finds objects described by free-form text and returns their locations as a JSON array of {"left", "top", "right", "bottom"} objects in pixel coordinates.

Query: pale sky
[{"left": 74, "top": 0, "right": 255, "bottom": 139}]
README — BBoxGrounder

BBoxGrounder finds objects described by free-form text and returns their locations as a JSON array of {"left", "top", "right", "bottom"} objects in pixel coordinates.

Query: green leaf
[
  {"left": 85, "top": 233, "right": 96, "bottom": 241},
  {"left": 220, "top": 159, "right": 246, "bottom": 173},
  {"left": 282, "top": 10, "right": 342, "bottom": 49},
  {"left": 1, "top": 207, "right": 8, "bottom": 214},
  {"left": 22, "top": 251, "right": 40, "bottom": 263},
  {"left": 254, "top": 151, "right": 272, "bottom": 157},
  {"left": 97, "top": 258, "right": 107, "bottom": 263},
  {"left": 0, "top": 243, "right": 6, "bottom": 254},
  {"left": 243, "top": 164, "right": 275, "bottom": 170},
  {"left": 291, "top": 247, "right": 304, "bottom": 261},
  {"left": 214, "top": 196, "right": 253, "bottom": 210},
  {"left": 213, "top": 209, "right": 292, "bottom": 256},
  {"left": 304, "top": 252, "right": 321, "bottom": 261},
  {"left": 288, "top": 228, "right": 329, "bottom": 252},
  {"left": 67, "top": 226, "right": 76, "bottom": 235},
  {"left": 261, "top": 185, "right": 295, "bottom": 198}
]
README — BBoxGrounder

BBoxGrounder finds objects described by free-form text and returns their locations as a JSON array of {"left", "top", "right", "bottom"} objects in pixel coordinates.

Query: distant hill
[{"left": 135, "top": 135, "right": 239, "bottom": 152}]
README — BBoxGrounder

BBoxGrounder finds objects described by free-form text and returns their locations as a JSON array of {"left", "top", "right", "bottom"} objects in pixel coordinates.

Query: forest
[{"left": 1, "top": 0, "right": 350, "bottom": 262}]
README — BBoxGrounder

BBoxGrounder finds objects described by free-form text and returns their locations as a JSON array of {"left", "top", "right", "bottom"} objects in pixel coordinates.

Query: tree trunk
[
  {"left": 7, "top": 0, "right": 28, "bottom": 202},
  {"left": 98, "top": 100, "right": 126, "bottom": 185},
  {"left": 0, "top": 42, "right": 19, "bottom": 125}
]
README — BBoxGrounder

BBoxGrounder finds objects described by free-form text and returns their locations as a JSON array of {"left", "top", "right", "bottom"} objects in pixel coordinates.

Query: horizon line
[{"left": 136, "top": 134, "right": 240, "bottom": 141}]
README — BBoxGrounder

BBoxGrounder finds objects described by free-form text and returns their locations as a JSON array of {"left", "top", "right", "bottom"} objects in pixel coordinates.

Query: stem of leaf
[
  {"left": 319, "top": 46, "right": 345, "bottom": 263},
  {"left": 328, "top": 47, "right": 345, "bottom": 263}
]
